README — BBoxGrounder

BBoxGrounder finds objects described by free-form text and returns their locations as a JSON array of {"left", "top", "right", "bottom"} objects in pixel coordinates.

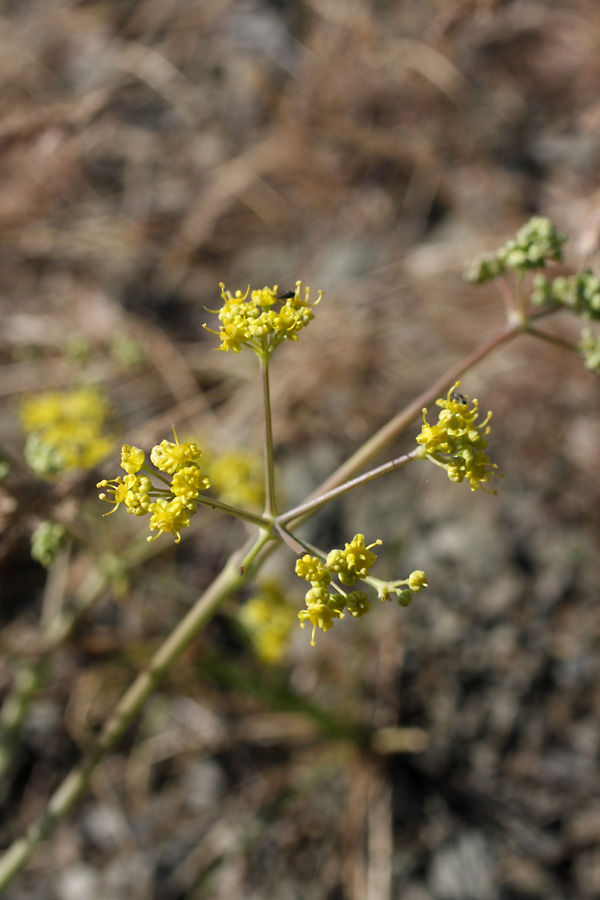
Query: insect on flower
[
  {"left": 450, "top": 391, "right": 468, "bottom": 404},
  {"left": 276, "top": 290, "right": 296, "bottom": 300}
]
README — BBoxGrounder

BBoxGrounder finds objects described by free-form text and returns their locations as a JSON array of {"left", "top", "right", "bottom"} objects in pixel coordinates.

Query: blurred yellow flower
[
  {"left": 20, "top": 386, "right": 114, "bottom": 477},
  {"left": 240, "top": 581, "right": 296, "bottom": 664}
]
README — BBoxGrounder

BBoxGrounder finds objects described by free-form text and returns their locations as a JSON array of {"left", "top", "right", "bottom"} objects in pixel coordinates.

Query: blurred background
[{"left": 2, "top": 1, "right": 600, "bottom": 898}]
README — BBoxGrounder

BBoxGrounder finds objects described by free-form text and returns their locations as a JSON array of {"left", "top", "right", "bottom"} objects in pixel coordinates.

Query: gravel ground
[{"left": 1, "top": 2, "right": 600, "bottom": 898}]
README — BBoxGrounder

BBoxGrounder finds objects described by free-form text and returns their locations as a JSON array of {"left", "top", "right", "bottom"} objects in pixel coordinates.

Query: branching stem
[
  {"left": 301, "top": 321, "right": 520, "bottom": 503},
  {"left": 0, "top": 529, "right": 270, "bottom": 890},
  {"left": 278, "top": 449, "right": 423, "bottom": 526}
]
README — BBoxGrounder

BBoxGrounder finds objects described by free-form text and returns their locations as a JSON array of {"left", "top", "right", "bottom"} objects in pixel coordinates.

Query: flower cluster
[
  {"left": 416, "top": 383, "right": 502, "bottom": 492},
  {"left": 579, "top": 328, "right": 600, "bottom": 372},
  {"left": 31, "top": 521, "right": 68, "bottom": 568},
  {"left": 464, "top": 216, "right": 565, "bottom": 284},
  {"left": 239, "top": 580, "right": 296, "bottom": 665},
  {"left": 295, "top": 534, "right": 426, "bottom": 646},
  {"left": 19, "top": 386, "right": 114, "bottom": 477},
  {"left": 372, "top": 569, "right": 428, "bottom": 607},
  {"left": 531, "top": 270, "right": 600, "bottom": 320},
  {"left": 97, "top": 435, "right": 210, "bottom": 543},
  {"left": 204, "top": 281, "right": 323, "bottom": 356}
]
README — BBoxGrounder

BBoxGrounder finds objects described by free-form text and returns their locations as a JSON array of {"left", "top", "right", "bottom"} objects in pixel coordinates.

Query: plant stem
[
  {"left": 259, "top": 353, "right": 277, "bottom": 517},
  {"left": 525, "top": 325, "right": 580, "bottom": 354},
  {"left": 195, "top": 494, "right": 272, "bottom": 529},
  {"left": 274, "top": 522, "right": 314, "bottom": 555},
  {"left": 0, "top": 665, "right": 44, "bottom": 785},
  {"left": 0, "top": 319, "right": 533, "bottom": 888},
  {"left": 304, "top": 321, "right": 520, "bottom": 500},
  {"left": 278, "top": 449, "right": 422, "bottom": 526},
  {"left": 0, "top": 529, "right": 270, "bottom": 890}
]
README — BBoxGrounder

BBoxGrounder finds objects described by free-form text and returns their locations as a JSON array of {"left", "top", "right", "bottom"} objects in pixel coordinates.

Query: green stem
[
  {"left": 0, "top": 316, "right": 542, "bottom": 887},
  {"left": 0, "top": 530, "right": 269, "bottom": 890},
  {"left": 278, "top": 449, "right": 422, "bottom": 526},
  {"left": 259, "top": 353, "right": 277, "bottom": 517},
  {"left": 0, "top": 560, "right": 121, "bottom": 782},
  {"left": 240, "top": 528, "right": 276, "bottom": 573},
  {"left": 525, "top": 324, "right": 580, "bottom": 354},
  {"left": 195, "top": 494, "right": 272, "bottom": 530},
  {"left": 274, "top": 522, "right": 314, "bottom": 556},
  {"left": 0, "top": 665, "right": 45, "bottom": 783}
]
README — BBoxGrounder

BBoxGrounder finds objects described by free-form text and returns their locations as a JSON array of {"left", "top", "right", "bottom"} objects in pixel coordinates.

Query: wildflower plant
[
  {"left": 239, "top": 580, "right": 296, "bottom": 665},
  {"left": 204, "top": 281, "right": 322, "bottom": 356},
  {"left": 3, "top": 217, "right": 599, "bottom": 889},
  {"left": 30, "top": 521, "right": 68, "bottom": 569},
  {"left": 416, "top": 383, "right": 501, "bottom": 492},
  {"left": 97, "top": 435, "right": 212, "bottom": 543},
  {"left": 19, "top": 385, "right": 114, "bottom": 477}
]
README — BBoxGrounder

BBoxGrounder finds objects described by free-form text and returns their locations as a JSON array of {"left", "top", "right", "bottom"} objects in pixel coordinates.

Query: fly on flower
[
  {"left": 204, "top": 281, "right": 323, "bottom": 356},
  {"left": 416, "top": 381, "right": 503, "bottom": 493}
]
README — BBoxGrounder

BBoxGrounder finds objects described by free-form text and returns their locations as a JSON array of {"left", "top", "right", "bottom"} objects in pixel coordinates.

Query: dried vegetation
[{"left": 2, "top": 1, "right": 600, "bottom": 898}]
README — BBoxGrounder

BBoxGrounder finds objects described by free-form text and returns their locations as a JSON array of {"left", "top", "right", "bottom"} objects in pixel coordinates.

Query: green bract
[{"left": 464, "top": 216, "right": 566, "bottom": 284}]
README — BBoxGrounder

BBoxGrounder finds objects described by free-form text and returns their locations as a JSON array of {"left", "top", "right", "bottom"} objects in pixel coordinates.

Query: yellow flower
[
  {"left": 20, "top": 386, "right": 114, "bottom": 477},
  {"left": 417, "top": 382, "right": 502, "bottom": 492},
  {"left": 295, "top": 555, "right": 330, "bottom": 584},
  {"left": 97, "top": 473, "right": 152, "bottom": 517},
  {"left": 123, "top": 474, "right": 152, "bottom": 516},
  {"left": 99, "top": 433, "right": 212, "bottom": 543},
  {"left": 326, "top": 534, "right": 382, "bottom": 585},
  {"left": 150, "top": 439, "right": 202, "bottom": 474},
  {"left": 147, "top": 497, "right": 191, "bottom": 543},
  {"left": 345, "top": 590, "right": 370, "bottom": 617},
  {"left": 240, "top": 581, "right": 296, "bottom": 665},
  {"left": 298, "top": 595, "right": 344, "bottom": 647},
  {"left": 171, "top": 465, "right": 210, "bottom": 501},
  {"left": 120, "top": 445, "right": 145, "bottom": 474},
  {"left": 205, "top": 281, "right": 323, "bottom": 356},
  {"left": 408, "top": 570, "right": 428, "bottom": 592},
  {"left": 97, "top": 475, "right": 134, "bottom": 515}
]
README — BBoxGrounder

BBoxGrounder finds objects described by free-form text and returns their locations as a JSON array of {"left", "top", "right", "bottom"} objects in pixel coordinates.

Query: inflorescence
[
  {"left": 464, "top": 216, "right": 565, "bottom": 284},
  {"left": 417, "top": 382, "right": 502, "bottom": 492},
  {"left": 531, "top": 269, "right": 600, "bottom": 320},
  {"left": 20, "top": 386, "right": 114, "bottom": 477},
  {"left": 97, "top": 435, "right": 210, "bottom": 543},
  {"left": 239, "top": 580, "right": 296, "bottom": 665},
  {"left": 465, "top": 216, "right": 600, "bottom": 373},
  {"left": 295, "top": 533, "right": 428, "bottom": 646},
  {"left": 204, "top": 281, "right": 323, "bottom": 356}
]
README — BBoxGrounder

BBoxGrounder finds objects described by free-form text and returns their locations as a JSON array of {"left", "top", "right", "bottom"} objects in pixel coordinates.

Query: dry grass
[{"left": 2, "top": 1, "right": 600, "bottom": 898}]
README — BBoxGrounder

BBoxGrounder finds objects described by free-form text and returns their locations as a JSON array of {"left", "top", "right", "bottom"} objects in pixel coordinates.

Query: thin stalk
[
  {"left": 525, "top": 325, "right": 580, "bottom": 354},
  {"left": 274, "top": 522, "right": 314, "bottom": 556},
  {"left": 0, "top": 316, "right": 541, "bottom": 887},
  {"left": 0, "top": 529, "right": 270, "bottom": 890},
  {"left": 304, "top": 321, "right": 520, "bottom": 502},
  {"left": 0, "top": 665, "right": 44, "bottom": 784},
  {"left": 259, "top": 353, "right": 277, "bottom": 517},
  {"left": 240, "top": 527, "right": 276, "bottom": 573},
  {"left": 495, "top": 276, "right": 519, "bottom": 321},
  {"left": 0, "top": 561, "right": 124, "bottom": 781},
  {"left": 0, "top": 518, "right": 262, "bottom": 784},
  {"left": 195, "top": 494, "right": 272, "bottom": 529},
  {"left": 278, "top": 449, "right": 422, "bottom": 526}
]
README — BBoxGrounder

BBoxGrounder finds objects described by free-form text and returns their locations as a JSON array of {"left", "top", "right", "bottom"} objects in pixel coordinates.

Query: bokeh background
[{"left": 2, "top": 1, "right": 600, "bottom": 898}]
